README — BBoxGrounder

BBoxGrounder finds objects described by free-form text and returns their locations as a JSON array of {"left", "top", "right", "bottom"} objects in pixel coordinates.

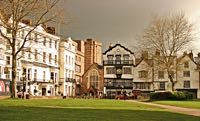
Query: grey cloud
[{"left": 58, "top": 0, "right": 200, "bottom": 51}]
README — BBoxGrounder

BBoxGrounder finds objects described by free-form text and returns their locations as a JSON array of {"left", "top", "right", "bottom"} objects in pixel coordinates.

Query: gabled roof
[
  {"left": 135, "top": 58, "right": 153, "bottom": 67},
  {"left": 177, "top": 52, "right": 196, "bottom": 64},
  {"left": 83, "top": 63, "right": 103, "bottom": 77},
  {"left": 103, "top": 44, "right": 134, "bottom": 55}
]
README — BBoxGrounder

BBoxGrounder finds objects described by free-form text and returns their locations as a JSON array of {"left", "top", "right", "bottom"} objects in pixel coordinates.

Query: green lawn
[
  {"left": 0, "top": 99, "right": 199, "bottom": 121},
  {"left": 153, "top": 100, "right": 200, "bottom": 109}
]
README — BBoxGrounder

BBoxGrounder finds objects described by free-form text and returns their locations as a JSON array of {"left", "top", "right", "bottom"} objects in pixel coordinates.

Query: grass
[
  {"left": 0, "top": 99, "right": 199, "bottom": 121},
  {"left": 153, "top": 100, "right": 200, "bottom": 109}
]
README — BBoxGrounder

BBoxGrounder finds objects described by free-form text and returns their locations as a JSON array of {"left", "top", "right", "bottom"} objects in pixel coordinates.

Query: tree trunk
[
  {"left": 11, "top": 54, "right": 17, "bottom": 98},
  {"left": 168, "top": 73, "right": 175, "bottom": 92}
]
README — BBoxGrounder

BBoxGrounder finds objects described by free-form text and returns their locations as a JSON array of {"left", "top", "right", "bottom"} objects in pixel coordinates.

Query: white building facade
[
  {"left": 134, "top": 51, "right": 200, "bottom": 98},
  {"left": 103, "top": 44, "right": 135, "bottom": 98},
  {"left": 19, "top": 26, "right": 60, "bottom": 96},
  {"left": 59, "top": 38, "right": 76, "bottom": 97},
  {"left": 0, "top": 19, "right": 60, "bottom": 96},
  {"left": 175, "top": 53, "right": 200, "bottom": 98},
  {"left": 133, "top": 58, "right": 154, "bottom": 93}
]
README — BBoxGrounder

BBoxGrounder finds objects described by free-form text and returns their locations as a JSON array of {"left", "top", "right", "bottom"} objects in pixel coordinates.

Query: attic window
[{"left": 184, "top": 62, "right": 189, "bottom": 68}]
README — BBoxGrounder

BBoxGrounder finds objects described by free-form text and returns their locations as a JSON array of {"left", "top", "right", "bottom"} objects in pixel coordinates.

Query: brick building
[
  {"left": 84, "top": 39, "right": 102, "bottom": 71},
  {"left": 82, "top": 64, "right": 104, "bottom": 96},
  {"left": 81, "top": 39, "right": 104, "bottom": 96}
]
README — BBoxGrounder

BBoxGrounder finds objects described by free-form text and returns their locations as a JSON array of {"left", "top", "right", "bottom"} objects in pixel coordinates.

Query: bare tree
[
  {"left": 0, "top": 0, "right": 61, "bottom": 98},
  {"left": 139, "top": 13, "right": 195, "bottom": 91}
]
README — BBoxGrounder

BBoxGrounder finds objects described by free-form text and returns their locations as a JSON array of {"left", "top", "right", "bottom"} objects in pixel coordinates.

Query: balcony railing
[
  {"left": 103, "top": 60, "right": 133, "bottom": 65},
  {"left": 104, "top": 80, "right": 133, "bottom": 88},
  {"left": 65, "top": 78, "right": 76, "bottom": 83}
]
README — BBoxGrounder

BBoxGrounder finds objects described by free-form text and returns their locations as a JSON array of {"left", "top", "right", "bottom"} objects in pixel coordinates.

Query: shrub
[
  {"left": 150, "top": 91, "right": 193, "bottom": 100},
  {"left": 171, "top": 91, "right": 186, "bottom": 100},
  {"left": 150, "top": 92, "right": 173, "bottom": 100},
  {"left": 183, "top": 91, "right": 195, "bottom": 99}
]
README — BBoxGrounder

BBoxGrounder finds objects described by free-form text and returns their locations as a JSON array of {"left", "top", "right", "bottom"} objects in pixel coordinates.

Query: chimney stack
[
  {"left": 22, "top": 19, "right": 32, "bottom": 26},
  {"left": 109, "top": 43, "right": 113, "bottom": 49},
  {"left": 188, "top": 50, "right": 193, "bottom": 59},
  {"left": 46, "top": 26, "right": 55, "bottom": 35},
  {"left": 141, "top": 51, "right": 148, "bottom": 59}
]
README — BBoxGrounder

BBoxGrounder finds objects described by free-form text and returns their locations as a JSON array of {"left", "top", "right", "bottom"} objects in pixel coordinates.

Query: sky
[{"left": 58, "top": 0, "right": 200, "bottom": 52}]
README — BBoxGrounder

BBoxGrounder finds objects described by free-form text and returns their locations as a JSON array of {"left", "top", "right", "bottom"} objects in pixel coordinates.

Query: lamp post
[{"left": 22, "top": 72, "right": 26, "bottom": 99}]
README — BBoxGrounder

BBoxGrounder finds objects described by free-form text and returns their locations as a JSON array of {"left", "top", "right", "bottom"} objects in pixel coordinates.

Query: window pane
[
  {"left": 159, "top": 82, "right": 165, "bottom": 90},
  {"left": 90, "top": 71, "right": 99, "bottom": 89},
  {"left": 184, "top": 81, "right": 190, "bottom": 88},
  {"left": 183, "top": 71, "right": 190, "bottom": 77},
  {"left": 158, "top": 71, "right": 164, "bottom": 79},
  {"left": 184, "top": 62, "right": 189, "bottom": 68},
  {"left": 106, "top": 67, "right": 115, "bottom": 74},
  {"left": 139, "top": 71, "right": 148, "bottom": 78},
  {"left": 123, "top": 67, "right": 132, "bottom": 74}
]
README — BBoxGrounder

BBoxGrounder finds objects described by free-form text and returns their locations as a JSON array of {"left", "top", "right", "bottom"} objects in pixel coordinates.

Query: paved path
[{"left": 127, "top": 100, "right": 200, "bottom": 117}]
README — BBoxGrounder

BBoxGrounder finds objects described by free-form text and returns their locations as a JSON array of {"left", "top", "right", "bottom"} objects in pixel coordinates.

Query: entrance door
[{"left": 42, "top": 88, "right": 46, "bottom": 96}]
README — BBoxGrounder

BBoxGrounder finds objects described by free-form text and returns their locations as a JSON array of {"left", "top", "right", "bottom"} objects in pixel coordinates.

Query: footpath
[{"left": 127, "top": 100, "right": 200, "bottom": 117}]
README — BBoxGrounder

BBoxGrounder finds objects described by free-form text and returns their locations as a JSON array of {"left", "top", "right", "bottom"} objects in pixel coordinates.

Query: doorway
[{"left": 42, "top": 88, "right": 46, "bottom": 96}]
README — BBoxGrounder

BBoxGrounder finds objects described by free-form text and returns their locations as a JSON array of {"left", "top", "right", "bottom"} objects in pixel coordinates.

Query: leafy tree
[{"left": 0, "top": 0, "right": 61, "bottom": 98}]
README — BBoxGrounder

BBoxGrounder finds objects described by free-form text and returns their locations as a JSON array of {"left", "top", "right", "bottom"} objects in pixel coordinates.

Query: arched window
[{"left": 89, "top": 70, "right": 99, "bottom": 89}]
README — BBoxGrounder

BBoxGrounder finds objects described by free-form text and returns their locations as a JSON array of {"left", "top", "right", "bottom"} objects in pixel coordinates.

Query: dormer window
[{"left": 184, "top": 62, "right": 189, "bottom": 68}]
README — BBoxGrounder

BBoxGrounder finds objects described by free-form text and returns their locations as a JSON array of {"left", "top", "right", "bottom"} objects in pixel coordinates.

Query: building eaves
[{"left": 103, "top": 43, "right": 134, "bottom": 55}]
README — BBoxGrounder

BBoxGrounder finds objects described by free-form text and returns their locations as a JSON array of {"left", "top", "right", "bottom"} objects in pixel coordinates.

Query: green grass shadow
[{"left": 0, "top": 106, "right": 199, "bottom": 121}]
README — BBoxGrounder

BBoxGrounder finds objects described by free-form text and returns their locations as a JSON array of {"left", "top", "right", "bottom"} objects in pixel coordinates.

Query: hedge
[{"left": 150, "top": 91, "right": 194, "bottom": 100}]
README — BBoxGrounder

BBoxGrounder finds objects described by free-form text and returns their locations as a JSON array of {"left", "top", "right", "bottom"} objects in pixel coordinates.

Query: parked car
[
  {"left": 115, "top": 94, "right": 138, "bottom": 100},
  {"left": 115, "top": 94, "right": 128, "bottom": 100}
]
